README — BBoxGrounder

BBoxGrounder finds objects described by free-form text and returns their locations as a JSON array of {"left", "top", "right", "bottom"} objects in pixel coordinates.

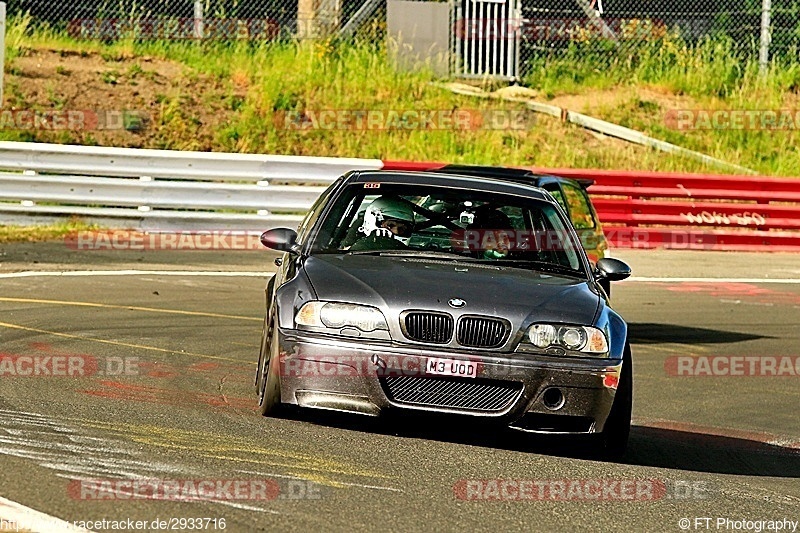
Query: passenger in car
[{"left": 466, "top": 206, "right": 514, "bottom": 259}]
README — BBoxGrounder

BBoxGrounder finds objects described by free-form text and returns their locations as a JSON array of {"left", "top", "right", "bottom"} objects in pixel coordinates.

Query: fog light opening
[{"left": 541, "top": 388, "right": 565, "bottom": 411}]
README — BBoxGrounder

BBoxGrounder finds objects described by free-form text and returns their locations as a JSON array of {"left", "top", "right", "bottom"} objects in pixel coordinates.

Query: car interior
[{"left": 314, "top": 185, "right": 584, "bottom": 274}]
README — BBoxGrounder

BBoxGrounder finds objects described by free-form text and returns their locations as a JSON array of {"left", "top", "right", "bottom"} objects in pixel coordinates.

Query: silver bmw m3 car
[{"left": 255, "top": 170, "right": 633, "bottom": 458}]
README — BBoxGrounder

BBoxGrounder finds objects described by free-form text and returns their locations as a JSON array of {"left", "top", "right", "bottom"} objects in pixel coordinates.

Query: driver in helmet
[{"left": 348, "top": 196, "right": 416, "bottom": 251}]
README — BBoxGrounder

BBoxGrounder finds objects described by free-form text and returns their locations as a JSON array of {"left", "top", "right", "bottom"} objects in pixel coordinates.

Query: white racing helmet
[{"left": 359, "top": 196, "right": 416, "bottom": 244}]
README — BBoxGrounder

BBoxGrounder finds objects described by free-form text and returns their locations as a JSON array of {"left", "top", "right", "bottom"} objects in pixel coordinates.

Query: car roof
[
  {"left": 346, "top": 170, "right": 556, "bottom": 202},
  {"left": 431, "top": 164, "right": 595, "bottom": 190}
]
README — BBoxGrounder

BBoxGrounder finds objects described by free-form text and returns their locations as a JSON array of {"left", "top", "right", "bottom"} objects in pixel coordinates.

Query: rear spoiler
[{"left": 428, "top": 164, "right": 597, "bottom": 190}]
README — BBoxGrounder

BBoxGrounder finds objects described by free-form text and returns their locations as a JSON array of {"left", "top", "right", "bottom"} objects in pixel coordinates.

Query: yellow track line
[
  {"left": 70, "top": 418, "right": 392, "bottom": 482},
  {"left": 0, "top": 297, "right": 261, "bottom": 321},
  {"left": 0, "top": 321, "right": 248, "bottom": 364}
]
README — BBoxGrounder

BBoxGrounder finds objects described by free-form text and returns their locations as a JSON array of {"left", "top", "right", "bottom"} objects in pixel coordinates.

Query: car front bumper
[{"left": 277, "top": 329, "right": 623, "bottom": 435}]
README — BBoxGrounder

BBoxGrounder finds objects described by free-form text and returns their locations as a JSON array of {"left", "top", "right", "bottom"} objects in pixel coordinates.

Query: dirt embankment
[{"left": 4, "top": 48, "right": 245, "bottom": 150}]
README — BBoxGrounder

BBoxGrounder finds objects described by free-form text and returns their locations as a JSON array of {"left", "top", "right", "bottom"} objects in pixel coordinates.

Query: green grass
[
  {"left": 4, "top": 15, "right": 800, "bottom": 175},
  {"left": 522, "top": 33, "right": 800, "bottom": 175},
  {"left": 0, "top": 218, "right": 99, "bottom": 243}
]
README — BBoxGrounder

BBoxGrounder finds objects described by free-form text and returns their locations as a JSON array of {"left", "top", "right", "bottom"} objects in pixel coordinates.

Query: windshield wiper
[{"left": 346, "top": 249, "right": 467, "bottom": 260}]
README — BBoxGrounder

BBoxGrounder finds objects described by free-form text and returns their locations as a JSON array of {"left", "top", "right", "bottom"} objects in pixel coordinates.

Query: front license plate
[{"left": 426, "top": 358, "right": 478, "bottom": 378}]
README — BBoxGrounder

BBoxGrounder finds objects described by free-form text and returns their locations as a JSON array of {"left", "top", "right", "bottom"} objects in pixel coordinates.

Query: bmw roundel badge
[{"left": 448, "top": 298, "right": 467, "bottom": 309}]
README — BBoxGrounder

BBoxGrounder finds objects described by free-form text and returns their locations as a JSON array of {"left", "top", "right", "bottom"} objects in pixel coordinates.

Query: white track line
[
  {"left": 0, "top": 495, "right": 91, "bottom": 532},
  {"left": 0, "top": 270, "right": 273, "bottom": 278},
  {"left": 629, "top": 277, "right": 800, "bottom": 283}
]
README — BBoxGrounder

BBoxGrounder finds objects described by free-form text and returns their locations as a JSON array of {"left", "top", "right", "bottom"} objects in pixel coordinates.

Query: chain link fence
[
  {"left": 9, "top": 0, "right": 385, "bottom": 40},
  {"left": 518, "top": 0, "right": 798, "bottom": 59},
  {"left": 7, "top": 1, "right": 800, "bottom": 77}
]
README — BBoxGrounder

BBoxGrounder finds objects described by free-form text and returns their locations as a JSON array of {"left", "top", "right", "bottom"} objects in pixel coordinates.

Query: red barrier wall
[{"left": 381, "top": 161, "right": 800, "bottom": 251}]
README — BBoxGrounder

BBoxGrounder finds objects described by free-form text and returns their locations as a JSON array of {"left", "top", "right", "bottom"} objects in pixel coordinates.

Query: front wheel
[
  {"left": 254, "top": 316, "right": 269, "bottom": 394},
  {"left": 254, "top": 277, "right": 276, "bottom": 392},
  {"left": 257, "top": 312, "right": 282, "bottom": 416},
  {"left": 594, "top": 344, "right": 632, "bottom": 460}
]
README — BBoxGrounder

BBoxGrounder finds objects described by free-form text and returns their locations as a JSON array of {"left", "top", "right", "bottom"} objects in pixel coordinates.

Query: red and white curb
[{"left": 0, "top": 496, "right": 91, "bottom": 532}]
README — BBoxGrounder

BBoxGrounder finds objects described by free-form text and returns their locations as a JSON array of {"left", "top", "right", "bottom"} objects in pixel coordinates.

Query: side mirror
[
  {"left": 260, "top": 228, "right": 300, "bottom": 254},
  {"left": 595, "top": 258, "right": 631, "bottom": 282}
]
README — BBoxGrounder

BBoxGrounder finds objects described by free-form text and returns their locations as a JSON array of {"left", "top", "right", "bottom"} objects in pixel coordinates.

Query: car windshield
[{"left": 309, "top": 183, "right": 585, "bottom": 276}]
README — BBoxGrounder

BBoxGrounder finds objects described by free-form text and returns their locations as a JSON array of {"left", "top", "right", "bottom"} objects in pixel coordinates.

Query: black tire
[
  {"left": 254, "top": 277, "right": 276, "bottom": 393},
  {"left": 257, "top": 311, "right": 282, "bottom": 417},
  {"left": 254, "top": 316, "right": 269, "bottom": 394},
  {"left": 596, "top": 343, "right": 632, "bottom": 460}
]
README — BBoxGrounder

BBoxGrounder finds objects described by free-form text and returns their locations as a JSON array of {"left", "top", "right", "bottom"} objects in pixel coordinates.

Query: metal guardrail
[
  {"left": 0, "top": 141, "right": 382, "bottom": 231},
  {"left": 0, "top": 141, "right": 381, "bottom": 182},
  {"left": 0, "top": 173, "right": 326, "bottom": 211},
  {"left": 3, "top": 141, "right": 800, "bottom": 251}
]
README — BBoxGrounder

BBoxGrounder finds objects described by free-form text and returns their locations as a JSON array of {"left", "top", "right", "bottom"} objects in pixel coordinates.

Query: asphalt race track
[{"left": 1, "top": 244, "right": 799, "bottom": 532}]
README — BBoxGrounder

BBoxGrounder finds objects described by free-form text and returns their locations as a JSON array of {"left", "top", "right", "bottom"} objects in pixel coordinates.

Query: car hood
[{"left": 303, "top": 254, "right": 601, "bottom": 325}]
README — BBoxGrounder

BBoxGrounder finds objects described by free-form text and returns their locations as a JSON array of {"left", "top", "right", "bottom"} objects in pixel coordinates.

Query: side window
[
  {"left": 546, "top": 187, "right": 568, "bottom": 214},
  {"left": 561, "top": 183, "right": 596, "bottom": 230},
  {"left": 296, "top": 206, "right": 317, "bottom": 239},
  {"left": 539, "top": 204, "right": 581, "bottom": 271},
  {"left": 296, "top": 180, "right": 339, "bottom": 242},
  {"left": 332, "top": 195, "right": 378, "bottom": 249},
  {"left": 310, "top": 192, "right": 379, "bottom": 252}
]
